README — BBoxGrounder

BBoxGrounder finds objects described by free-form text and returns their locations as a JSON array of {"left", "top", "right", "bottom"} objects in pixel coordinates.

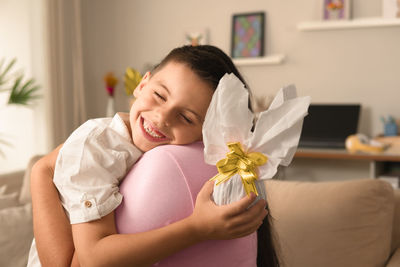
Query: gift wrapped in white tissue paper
[{"left": 202, "top": 73, "right": 311, "bottom": 205}]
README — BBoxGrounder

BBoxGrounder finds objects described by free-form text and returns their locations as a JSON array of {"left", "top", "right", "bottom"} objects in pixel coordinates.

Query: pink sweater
[{"left": 115, "top": 142, "right": 257, "bottom": 267}]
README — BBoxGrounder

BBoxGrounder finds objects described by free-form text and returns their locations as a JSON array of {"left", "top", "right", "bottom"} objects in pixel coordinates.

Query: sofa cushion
[
  {"left": 0, "top": 203, "right": 33, "bottom": 267},
  {"left": 265, "top": 179, "right": 394, "bottom": 267}
]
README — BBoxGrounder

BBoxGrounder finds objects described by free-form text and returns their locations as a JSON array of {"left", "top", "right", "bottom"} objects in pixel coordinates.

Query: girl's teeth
[{"left": 143, "top": 120, "right": 163, "bottom": 138}]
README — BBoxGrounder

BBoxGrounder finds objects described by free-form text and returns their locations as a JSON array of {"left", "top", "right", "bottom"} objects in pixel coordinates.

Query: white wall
[
  {"left": 0, "top": 0, "right": 51, "bottom": 173},
  {"left": 81, "top": 0, "right": 400, "bottom": 138},
  {"left": 78, "top": 0, "right": 399, "bottom": 181},
  {"left": 0, "top": 0, "right": 35, "bottom": 173}
]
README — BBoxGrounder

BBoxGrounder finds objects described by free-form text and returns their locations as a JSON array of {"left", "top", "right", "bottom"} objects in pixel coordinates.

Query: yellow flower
[{"left": 124, "top": 67, "right": 142, "bottom": 96}]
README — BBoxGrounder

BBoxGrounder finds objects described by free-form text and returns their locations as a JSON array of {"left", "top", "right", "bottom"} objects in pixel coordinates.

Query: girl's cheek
[
  {"left": 138, "top": 94, "right": 155, "bottom": 107},
  {"left": 147, "top": 95, "right": 158, "bottom": 105},
  {"left": 183, "top": 127, "right": 203, "bottom": 142}
]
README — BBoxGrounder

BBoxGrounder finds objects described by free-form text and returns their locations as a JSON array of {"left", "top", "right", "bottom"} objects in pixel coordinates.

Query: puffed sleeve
[{"left": 53, "top": 115, "right": 142, "bottom": 224}]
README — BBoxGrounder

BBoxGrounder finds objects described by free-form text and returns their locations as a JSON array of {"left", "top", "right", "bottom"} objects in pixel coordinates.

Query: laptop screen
[{"left": 299, "top": 104, "right": 361, "bottom": 149}]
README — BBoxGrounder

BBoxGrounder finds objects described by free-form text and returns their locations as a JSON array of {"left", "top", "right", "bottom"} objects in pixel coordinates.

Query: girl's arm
[
  {"left": 30, "top": 144, "right": 79, "bottom": 267},
  {"left": 72, "top": 181, "right": 267, "bottom": 267}
]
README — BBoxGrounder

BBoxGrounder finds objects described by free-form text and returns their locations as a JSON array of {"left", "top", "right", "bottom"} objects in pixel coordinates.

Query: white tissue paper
[{"left": 202, "top": 73, "right": 311, "bottom": 205}]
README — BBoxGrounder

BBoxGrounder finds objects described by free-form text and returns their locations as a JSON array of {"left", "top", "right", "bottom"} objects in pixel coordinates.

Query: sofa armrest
[
  {"left": 19, "top": 155, "right": 43, "bottom": 204},
  {"left": 0, "top": 170, "right": 24, "bottom": 195},
  {"left": 391, "top": 190, "right": 400, "bottom": 254},
  {"left": 386, "top": 247, "right": 400, "bottom": 267}
]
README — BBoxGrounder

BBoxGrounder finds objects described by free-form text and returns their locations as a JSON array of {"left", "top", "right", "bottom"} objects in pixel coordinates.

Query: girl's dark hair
[
  {"left": 153, "top": 45, "right": 248, "bottom": 90},
  {"left": 156, "top": 45, "right": 280, "bottom": 267}
]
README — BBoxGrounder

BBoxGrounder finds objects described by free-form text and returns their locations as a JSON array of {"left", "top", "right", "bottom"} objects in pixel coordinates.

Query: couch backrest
[{"left": 265, "top": 179, "right": 394, "bottom": 267}]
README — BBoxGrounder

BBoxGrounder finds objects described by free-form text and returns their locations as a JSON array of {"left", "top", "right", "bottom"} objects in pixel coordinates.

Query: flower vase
[
  {"left": 106, "top": 96, "right": 115, "bottom": 117},
  {"left": 328, "top": 9, "right": 340, "bottom": 20}
]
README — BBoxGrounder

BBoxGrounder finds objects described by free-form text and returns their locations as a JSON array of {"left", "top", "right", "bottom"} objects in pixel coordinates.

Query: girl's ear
[{"left": 133, "top": 71, "right": 151, "bottom": 98}]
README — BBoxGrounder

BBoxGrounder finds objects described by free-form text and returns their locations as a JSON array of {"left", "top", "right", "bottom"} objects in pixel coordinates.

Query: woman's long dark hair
[
  {"left": 155, "top": 45, "right": 280, "bottom": 267},
  {"left": 257, "top": 204, "right": 280, "bottom": 267}
]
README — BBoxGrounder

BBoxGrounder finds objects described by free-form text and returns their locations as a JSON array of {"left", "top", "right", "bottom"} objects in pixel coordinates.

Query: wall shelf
[
  {"left": 297, "top": 17, "right": 400, "bottom": 31},
  {"left": 233, "top": 54, "right": 285, "bottom": 66}
]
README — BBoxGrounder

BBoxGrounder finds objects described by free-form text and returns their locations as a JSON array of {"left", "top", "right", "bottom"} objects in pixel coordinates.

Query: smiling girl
[{"left": 28, "top": 45, "right": 275, "bottom": 266}]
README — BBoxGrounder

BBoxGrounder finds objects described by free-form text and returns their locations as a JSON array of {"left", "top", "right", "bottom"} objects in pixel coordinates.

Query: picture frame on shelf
[
  {"left": 231, "top": 12, "right": 265, "bottom": 58},
  {"left": 322, "top": 0, "right": 351, "bottom": 20}
]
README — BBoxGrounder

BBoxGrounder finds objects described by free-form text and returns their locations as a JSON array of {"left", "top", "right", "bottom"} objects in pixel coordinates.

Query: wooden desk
[
  {"left": 294, "top": 139, "right": 400, "bottom": 178},
  {"left": 295, "top": 147, "right": 400, "bottom": 162}
]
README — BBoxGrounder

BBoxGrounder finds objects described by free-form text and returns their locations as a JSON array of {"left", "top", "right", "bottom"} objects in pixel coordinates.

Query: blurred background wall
[
  {"left": 81, "top": 0, "right": 399, "bottom": 137},
  {"left": 1, "top": 0, "right": 399, "bottom": 176}
]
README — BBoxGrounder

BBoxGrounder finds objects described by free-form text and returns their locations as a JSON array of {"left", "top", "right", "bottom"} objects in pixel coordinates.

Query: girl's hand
[{"left": 188, "top": 180, "right": 268, "bottom": 241}]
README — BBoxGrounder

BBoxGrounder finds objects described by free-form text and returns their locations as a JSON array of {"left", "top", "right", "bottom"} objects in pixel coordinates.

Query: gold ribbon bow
[{"left": 210, "top": 142, "right": 268, "bottom": 196}]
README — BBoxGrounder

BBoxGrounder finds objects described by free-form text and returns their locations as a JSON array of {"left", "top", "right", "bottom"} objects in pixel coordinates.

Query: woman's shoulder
[
  {"left": 141, "top": 142, "right": 216, "bottom": 180},
  {"left": 139, "top": 142, "right": 206, "bottom": 170},
  {"left": 144, "top": 141, "right": 204, "bottom": 159},
  {"left": 132, "top": 142, "right": 216, "bottom": 191}
]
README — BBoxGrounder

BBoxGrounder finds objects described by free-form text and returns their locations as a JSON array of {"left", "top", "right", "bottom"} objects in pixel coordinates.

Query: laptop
[{"left": 299, "top": 104, "right": 361, "bottom": 149}]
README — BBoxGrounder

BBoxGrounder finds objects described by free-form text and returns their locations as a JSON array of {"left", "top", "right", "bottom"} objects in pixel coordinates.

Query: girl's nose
[{"left": 154, "top": 107, "right": 171, "bottom": 127}]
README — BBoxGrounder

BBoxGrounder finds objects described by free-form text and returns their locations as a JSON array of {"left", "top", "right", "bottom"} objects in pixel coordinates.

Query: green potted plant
[{"left": 0, "top": 58, "right": 41, "bottom": 156}]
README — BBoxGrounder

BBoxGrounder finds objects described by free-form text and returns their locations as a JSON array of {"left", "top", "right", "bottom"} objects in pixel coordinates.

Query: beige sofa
[
  {"left": 0, "top": 170, "right": 33, "bottom": 267},
  {"left": 265, "top": 179, "right": 400, "bottom": 267},
  {"left": 0, "top": 156, "right": 399, "bottom": 267}
]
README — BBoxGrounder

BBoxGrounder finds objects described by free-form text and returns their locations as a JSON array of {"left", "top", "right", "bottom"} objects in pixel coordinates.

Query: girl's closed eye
[
  {"left": 154, "top": 91, "right": 166, "bottom": 101},
  {"left": 180, "top": 113, "right": 193, "bottom": 124}
]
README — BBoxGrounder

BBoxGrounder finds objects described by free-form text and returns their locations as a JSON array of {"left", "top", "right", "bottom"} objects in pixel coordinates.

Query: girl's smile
[{"left": 140, "top": 116, "right": 170, "bottom": 142}]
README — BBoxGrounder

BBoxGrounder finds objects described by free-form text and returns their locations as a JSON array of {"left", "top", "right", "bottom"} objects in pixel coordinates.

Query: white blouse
[
  {"left": 53, "top": 112, "right": 142, "bottom": 224},
  {"left": 28, "top": 113, "right": 142, "bottom": 266}
]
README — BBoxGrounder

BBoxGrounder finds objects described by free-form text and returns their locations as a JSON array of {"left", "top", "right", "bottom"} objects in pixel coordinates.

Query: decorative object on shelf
[
  {"left": 103, "top": 72, "right": 118, "bottom": 117},
  {"left": 322, "top": 0, "right": 351, "bottom": 20},
  {"left": 231, "top": 12, "right": 265, "bottom": 58},
  {"left": 345, "top": 134, "right": 386, "bottom": 154},
  {"left": 382, "top": 0, "right": 400, "bottom": 18},
  {"left": 185, "top": 28, "right": 209, "bottom": 46},
  {"left": 381, "top": 115, "right": 398, "bottom": 136}
]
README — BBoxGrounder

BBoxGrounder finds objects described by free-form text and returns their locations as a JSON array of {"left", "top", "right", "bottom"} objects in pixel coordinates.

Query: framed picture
[
  {"left": 231, "top": 12, "right": 265, "bottom": 58},
  {"left": 322, "top": 0, "right": 351, "bottom": 20}
]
